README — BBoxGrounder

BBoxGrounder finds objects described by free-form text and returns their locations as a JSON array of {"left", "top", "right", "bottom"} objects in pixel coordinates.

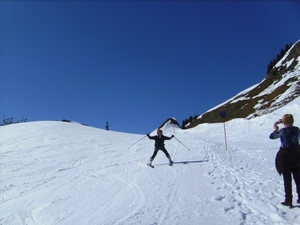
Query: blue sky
[{"left": 1, "top": 1, "right": 300, "bottom": 134}]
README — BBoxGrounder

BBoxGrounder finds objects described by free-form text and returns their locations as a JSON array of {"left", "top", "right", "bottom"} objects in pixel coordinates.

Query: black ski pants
[
  {"left": 282, "top": 167, "right": 300, "bottom": 201},
  {"left": 150, "top": 147, "right": 171, "bottom": 161}
]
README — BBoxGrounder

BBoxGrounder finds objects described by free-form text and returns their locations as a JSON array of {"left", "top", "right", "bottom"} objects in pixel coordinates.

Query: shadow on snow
[{"left": 155, "top": 160, "right": 207, "bottom": 166}]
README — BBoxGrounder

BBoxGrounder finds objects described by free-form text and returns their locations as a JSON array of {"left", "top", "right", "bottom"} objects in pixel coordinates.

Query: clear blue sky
[{"left": 1, "top": 1, "right": 300, "bottom": 134}]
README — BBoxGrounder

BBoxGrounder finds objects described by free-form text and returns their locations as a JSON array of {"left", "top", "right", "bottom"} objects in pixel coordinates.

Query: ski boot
[
  {"left": 168, "top": 158, "right": 173, "bottom": 166},
  {"left": 147, "top": 159, "right": 154, "bottom": 168}
]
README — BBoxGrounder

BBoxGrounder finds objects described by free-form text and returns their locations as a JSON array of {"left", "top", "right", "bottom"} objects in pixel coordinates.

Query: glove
[{"left": 171, "top": 135, "right": 174, "bottom": 138}]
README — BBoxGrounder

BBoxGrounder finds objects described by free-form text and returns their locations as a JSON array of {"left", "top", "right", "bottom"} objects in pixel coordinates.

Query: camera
[{"left": 275, "top": 119, "right": 282, "bottom": 124}]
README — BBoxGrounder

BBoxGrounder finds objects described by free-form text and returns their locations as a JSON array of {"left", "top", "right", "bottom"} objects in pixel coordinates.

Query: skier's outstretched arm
[{"left": 147, "top": 133, "right": 155, "bottom": 140}]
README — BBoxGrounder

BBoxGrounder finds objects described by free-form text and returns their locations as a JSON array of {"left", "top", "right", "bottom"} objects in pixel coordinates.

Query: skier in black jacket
[{"left": 147, "top": 129, "right": 174, "bottom": 167}]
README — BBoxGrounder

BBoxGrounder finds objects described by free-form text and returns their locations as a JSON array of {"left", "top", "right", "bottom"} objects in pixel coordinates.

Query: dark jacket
[
  {"left": 147, "top": 134, "right": 172, "bottom": 148},
  {"left": 275, "top": 146, "right": 300, "bottom": 175},
  {"left": 270, "top": 126, "right": 300, "bottom": 175}
]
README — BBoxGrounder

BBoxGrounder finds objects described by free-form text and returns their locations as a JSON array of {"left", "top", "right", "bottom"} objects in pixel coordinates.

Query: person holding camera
[{"left": 269, "top": 114, "right": 300, "bottom": 207}]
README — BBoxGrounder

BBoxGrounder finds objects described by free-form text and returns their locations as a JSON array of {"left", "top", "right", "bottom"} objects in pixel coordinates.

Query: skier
[
  {"left": 147, "top": 129, "right": 174, "bottom": 167},
  {"left": 269, "top": 114, "right": 300, "bottom": 207}
]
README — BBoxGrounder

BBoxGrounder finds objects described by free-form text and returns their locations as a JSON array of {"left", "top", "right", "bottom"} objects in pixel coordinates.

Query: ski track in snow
[{"left": 1, "top": 98, "right": 300, "bottom": 225}]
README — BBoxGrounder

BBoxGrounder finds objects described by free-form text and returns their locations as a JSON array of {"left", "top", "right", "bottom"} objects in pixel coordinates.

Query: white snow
[{"left": 1, "top": 97, "right": 300, "bottom": 225}]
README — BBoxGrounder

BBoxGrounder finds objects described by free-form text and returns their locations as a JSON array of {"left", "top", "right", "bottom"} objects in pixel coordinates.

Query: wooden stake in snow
[{"left": 220, "top": 110, "right": 228, "bottom": 151}]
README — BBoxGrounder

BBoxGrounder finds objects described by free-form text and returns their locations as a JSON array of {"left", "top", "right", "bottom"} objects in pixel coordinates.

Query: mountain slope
[{"left": 184, "top": 40, "right": 300, "bottom": 129}]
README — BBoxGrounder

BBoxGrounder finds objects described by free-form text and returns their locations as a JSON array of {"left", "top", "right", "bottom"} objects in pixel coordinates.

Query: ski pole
[
  {"left": 174, "top": 136, "right": 190, "bottom": 151},
  {"left": 127, "top": 135, "right": 147, "bottom": 149}
]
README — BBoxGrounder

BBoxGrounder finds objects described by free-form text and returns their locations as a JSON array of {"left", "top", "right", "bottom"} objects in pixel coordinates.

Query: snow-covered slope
[{"left": 1, "top": 97, "right": 300, "bottom": 225}]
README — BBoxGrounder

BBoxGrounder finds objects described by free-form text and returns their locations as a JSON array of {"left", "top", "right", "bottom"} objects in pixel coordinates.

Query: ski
[
  {"left": 147, "top": 162, "right": 173, "bottom": 168},
  {"left": 147, "top": 163, "right": 154, "bottom": 168}
]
